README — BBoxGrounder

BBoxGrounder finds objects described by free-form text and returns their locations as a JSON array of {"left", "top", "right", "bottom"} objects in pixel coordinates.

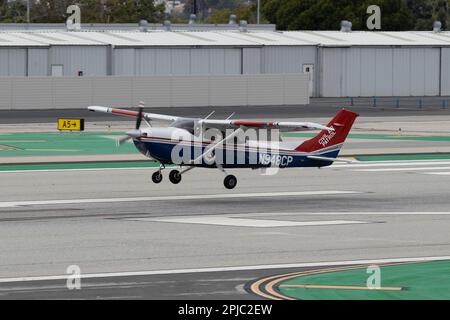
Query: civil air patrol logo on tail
[{"left": 318, "top": 126, "right": 336, "bottom": 147}]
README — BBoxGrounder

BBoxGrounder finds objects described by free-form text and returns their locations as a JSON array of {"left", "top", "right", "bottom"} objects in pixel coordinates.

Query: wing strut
[{"left": 190, "top": 127, "right": 245, "bottom": 165}]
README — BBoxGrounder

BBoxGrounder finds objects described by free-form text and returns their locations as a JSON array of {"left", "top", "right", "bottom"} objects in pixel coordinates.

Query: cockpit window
[{"left": 171, "top": 119, "right": 196, "bottom": 134}]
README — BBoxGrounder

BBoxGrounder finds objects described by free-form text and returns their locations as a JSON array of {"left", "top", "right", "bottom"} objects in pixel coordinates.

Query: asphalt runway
[
  {"left": 1, "top": 160, "right": 450, "bottom": 299},
  {"left": 3, "top": 97, "right": 450, "bottom": 124}
]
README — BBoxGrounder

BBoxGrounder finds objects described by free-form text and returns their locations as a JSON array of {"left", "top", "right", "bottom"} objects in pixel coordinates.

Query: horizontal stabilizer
[{"left": 307, "top": 155, "right": 355, "bottom": 164}]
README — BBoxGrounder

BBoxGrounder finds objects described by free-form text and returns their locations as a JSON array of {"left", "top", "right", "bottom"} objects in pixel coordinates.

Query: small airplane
[{"left": 88, "top": 105, "right": 358, "bottom": 189}]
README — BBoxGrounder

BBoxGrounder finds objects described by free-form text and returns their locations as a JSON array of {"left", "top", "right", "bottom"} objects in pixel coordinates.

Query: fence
[
  {"left": 309, "top": 96, "right": 450, "bottom": 110},
  {"left": 0, "top": 74, "right": 309, "bottom": 110}
]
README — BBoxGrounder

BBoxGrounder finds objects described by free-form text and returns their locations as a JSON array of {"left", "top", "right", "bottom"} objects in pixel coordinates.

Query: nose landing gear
[
  {"left": 152, "top": 163, "right": 165, "bottom": 183},
  {"left": 152, "top": 171, "right": 163, "bottom": 184}
]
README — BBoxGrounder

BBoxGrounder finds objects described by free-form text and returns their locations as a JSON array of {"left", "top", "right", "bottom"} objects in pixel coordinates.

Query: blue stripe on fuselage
[{"left": 134, "top": 139, "right": 339, "bottom": 168}]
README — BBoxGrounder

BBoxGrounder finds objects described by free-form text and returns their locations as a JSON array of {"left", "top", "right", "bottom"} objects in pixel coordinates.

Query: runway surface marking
[
  {"left": 353, "top": 166, "right": 450, "bottom": 172},
  {"left": 0, "top": 190, "right": 361, "bottom": 208},
  {"left": 422, "top": 172, "right": 450, "bottom": 175},
  {"left": 262, "top": 260, "right": 450, "bottom": 300},
  {"left": 0, "top": 256, "right": 449, "bottom": 284},
  {"left": 250, "top": 262, "right": 413, "bottom": 300},
  {"left": 233, "top": 211, "right": 450, "bottom": 217},
  {"left": 278, "top": 284, "right": 403, "bottom": 291},
  {"left": 331, "top": 160, "right": 450, "bottom": 168},
  {"left": 2, "top": 159, "right": 450, "bottom": 173},
  {"left": 126, "top": 216, "right": 369, "bottom": 228},
  {"left": 0, "top": 167, "right": 152, "bottom": 174},
  {"left": 332, "top": 160, "right": 450, "bottom": 175}
]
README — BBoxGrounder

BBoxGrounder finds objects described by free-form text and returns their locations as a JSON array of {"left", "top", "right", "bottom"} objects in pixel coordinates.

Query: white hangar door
[
  {"left": 441, "top": 48, "right": 450, "bottom": 96},
  {"left": 392, "top": 48, "right": 439, "bottom": 96},
  {"left": 242, "top": 48, "right": 261, "bottom": 74},
  {"left": 324, "top": 47, "right": 440, "bottom": 97}
]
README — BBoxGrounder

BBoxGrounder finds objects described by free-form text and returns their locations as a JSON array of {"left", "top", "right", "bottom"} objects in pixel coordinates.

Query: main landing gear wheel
[
  {"left": 169, "top": 170, "right": 182, "bottom": 184},
  {"left": 152, "top": 171, "right": 163, "bottom": 184},
  {"left": 224, "top": 174, "right": 237, "bottom": 189}
]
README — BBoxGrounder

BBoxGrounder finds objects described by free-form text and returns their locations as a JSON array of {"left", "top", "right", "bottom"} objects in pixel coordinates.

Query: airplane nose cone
[{"left": 126, "top": 129, "right": 141, "bottom": 138}]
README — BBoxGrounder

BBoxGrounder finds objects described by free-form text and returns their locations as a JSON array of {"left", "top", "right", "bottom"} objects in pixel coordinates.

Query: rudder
[{"left": 296, "top": 109, "right": 358, "bottom": 153}]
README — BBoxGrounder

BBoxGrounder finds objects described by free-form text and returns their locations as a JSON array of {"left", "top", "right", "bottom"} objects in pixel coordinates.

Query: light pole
[
  {"left": 257, "top": 0, "right": 260, "bottom": 24},
  {"left": 24, "top": 0, "right": 30, "bottom": 24}
]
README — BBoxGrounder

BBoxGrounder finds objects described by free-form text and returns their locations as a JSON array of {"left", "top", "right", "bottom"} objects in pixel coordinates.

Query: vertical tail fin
[{"left": 296, "top": 109, "right": 358, "bottom": 153}]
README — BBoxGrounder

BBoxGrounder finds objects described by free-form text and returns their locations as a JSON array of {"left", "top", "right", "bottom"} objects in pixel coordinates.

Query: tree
[
  {"left": 0, "top": 0, "right": 27, "bottom": 22},
  {"left": 184, "top": 0, "right": 244, "bottom": 21},
  {"left": 408, "top": 0, "right": 449, "bottom": 30},
  {"left": 0, "top": 0, "right": 165, "bottom": 24},
  {"left": 207, "top": 3, "right": 257, "bottom": 24},
  {"left": 261, "top": 0, "right": 416, "bottom": 31},
  {"left": 103, "top": 0, "right": 165, "bottom": 23},
  {"left": 30, "top": 0, "right": 72, "bottom": 23}
]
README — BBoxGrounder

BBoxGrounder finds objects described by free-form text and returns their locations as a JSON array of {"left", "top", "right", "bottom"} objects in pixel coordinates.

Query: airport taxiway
[
  {"left": 1, "top": 105, "right": 450, "bottom": 299},
  {"left": 0, "top": 159, "right": 450, "bottom": 298}
]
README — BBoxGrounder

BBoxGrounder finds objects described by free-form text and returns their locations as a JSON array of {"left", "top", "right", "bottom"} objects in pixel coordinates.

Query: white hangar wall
[
  {"left": 0, "top": 48, "right": 27, "bottom": 76},
  {"left": 320, "top": 47, "right": 441, "bottom": 97},
  {"left": 0, "top": 74, "right": 310, "bottom": 110},
  {"left": 4, "top": 30, "right": 450, "bottom": 98},
  {"left": 112, "top": 45, "right": 317, "bottom": 78},
  {"left": 262, "top": 46, "right": 316, "bottom": 74},
  {"left": 0, "top": 46, "right": 109, "bottom": 77},
  {"left": 114, "top": 48, "right": 242, "bottom": 75},
  {"left": 49, "top": 46, "right": 109, "bottom": 76},
  {"left": 440, "top": 48, "right": 450, "bottom": 96}
]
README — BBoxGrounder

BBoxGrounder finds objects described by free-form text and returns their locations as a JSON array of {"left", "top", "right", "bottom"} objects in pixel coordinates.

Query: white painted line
[
  {"left": 0, "top": 255, "right": 449, "bottom": 284},
  {"left": 331, "top": 160, "right": 450, "bottom": 168},
  {"left": 353, "top": 166, "right": 450, "bottom": 172},
  {"left": 2, "top": 160, "right": 450, "bottom": 173},
  {"left": 422, "top": 172, "right": 450, "bottom": 176},
  {"left": 128, "top": 216, "right": 369, "bottom": 228},
  {"left": 0, "top": 191, "right": 361, "bottom": 208},
  {"left": 2, "top": 160, "right": 450, "bottom": 174},
  {"left": 0, "top": 167, "right": 155, "bottom": 174},
  {"left": 234, "top": 211, "right": 450, "bottom": 217}
]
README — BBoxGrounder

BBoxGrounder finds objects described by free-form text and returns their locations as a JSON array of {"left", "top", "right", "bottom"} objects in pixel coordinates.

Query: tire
[
  {"left": 223, "top": 175, "right": 237, "bottom": 189},
  {"left": 169, "top": 170, "right": 182, "bottom": 184},
  {"left": 152, "top": 171, "right": 163, "bottom": 184}
]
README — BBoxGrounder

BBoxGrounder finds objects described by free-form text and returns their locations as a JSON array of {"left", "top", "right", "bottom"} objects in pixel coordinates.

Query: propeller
[
  {"left": 116, "top": 104, "right": 145, "bottom": 146},
  {"left": 135, "top": 106, "right": 143, "bottom": 130}
]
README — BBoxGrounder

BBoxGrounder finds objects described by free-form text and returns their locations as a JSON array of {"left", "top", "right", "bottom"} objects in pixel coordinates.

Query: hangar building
[{"left": 0, "top": 26, "right": 450, "bottom": 97}]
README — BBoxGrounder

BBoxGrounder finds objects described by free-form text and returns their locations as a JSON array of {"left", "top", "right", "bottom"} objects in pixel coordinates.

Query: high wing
[
  {"left": 199, "top": 119, "right": 333, "bottom": 132},
  {"left": 88, "top": 106, "right": 179, "bottom": 122},
  {"left": 87, "top": 106, "right": 333, "bottom": 132}
]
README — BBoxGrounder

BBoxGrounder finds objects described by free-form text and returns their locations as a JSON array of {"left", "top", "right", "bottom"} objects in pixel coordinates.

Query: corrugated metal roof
[
  {"left": 283, "top": 31, "right": 450, "bottom": 46},
  {"left": 2, "top": 30, "right": 450, "bottom": 47},
  {"left": 0, "top": 23, "right": 276, "bottom": 32}
]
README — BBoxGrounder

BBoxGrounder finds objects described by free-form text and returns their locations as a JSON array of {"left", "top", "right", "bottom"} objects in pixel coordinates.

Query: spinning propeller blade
[
  {"left": 136, "top": 106, "right": 143, "bottom": 130},
  {"left": 117, "top": 104, "right": 144, "bottom": 147}
]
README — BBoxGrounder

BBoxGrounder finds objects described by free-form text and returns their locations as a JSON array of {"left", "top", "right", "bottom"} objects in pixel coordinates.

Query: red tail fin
[{"left": 296, "top": 109, "right": 358, "bottom": 152}]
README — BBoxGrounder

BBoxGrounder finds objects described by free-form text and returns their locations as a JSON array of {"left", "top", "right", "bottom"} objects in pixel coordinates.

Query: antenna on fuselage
[
  {"left": 226, "top": 112, "right": 235, "bottom": 120},
  {"left": 204, "top": 111, "right": 215, "bottom": 119}
]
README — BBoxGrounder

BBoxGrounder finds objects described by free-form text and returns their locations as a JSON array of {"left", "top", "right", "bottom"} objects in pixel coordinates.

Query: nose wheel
[
  {"left": 152, "top": 171, "right": 163, "bottom": 184},
  {"left": 224, "top": 174, "right": 237, "bottom": 189},
  {"left": 169, "top": 170, "right": 182, "bottom": 184}
]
